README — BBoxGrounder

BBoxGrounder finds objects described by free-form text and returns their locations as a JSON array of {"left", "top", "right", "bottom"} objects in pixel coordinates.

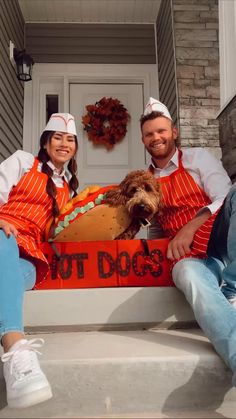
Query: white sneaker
[{"left": 1, "top": 338, "right": 52, "bottom": 409}]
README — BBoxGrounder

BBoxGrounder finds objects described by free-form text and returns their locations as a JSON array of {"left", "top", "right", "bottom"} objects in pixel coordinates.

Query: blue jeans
[
  {"left": 172, "top": 184, "right": 236, "bottom": 385},
  {"left": 0, "top": 230, "right": 36, "bottom": 338}
]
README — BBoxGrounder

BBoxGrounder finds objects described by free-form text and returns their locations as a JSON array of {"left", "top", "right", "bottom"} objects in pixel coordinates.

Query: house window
[{"left": 46, "top": 95, "right": 59, "bottom": 122}]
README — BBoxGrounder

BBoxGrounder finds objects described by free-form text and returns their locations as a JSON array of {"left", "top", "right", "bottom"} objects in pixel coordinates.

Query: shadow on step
[
  {"left": 162, "top": 365, "right": 233, "bottom": 418},
  {"left": 101, "top": 288, "right": 236, "bottom": 417},
  {"left": 98, "top": 286, "right": 196, "bottom": 331}
]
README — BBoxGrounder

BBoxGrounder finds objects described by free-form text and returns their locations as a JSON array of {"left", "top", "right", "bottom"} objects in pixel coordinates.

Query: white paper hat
[
  {"left": 43, "top": 113, "right": 77, "bottom": 136},
  {"left": 144, "top": 97, "right": 172, "bottom": 120}
]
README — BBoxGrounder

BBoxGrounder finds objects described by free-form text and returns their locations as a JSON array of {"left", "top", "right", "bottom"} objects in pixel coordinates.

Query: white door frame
[
  {"left": 23, "top": 63, "right": 158, "bottom": 154},
  {"left": 218, "top": 0, "right": 236, "bottom": 111}
]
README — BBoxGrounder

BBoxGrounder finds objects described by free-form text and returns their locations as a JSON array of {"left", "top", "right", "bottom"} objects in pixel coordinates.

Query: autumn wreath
[{"left": 82, "top": 97, "right": 130, "bottom": 150}]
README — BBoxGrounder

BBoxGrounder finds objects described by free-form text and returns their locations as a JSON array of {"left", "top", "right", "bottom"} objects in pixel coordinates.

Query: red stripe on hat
[{"left": 50, "top": 115, "right": 74, "bottom": 126}]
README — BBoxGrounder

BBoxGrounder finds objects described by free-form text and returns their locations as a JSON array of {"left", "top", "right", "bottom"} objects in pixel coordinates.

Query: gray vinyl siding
[
  {"left": 156, "top": 0, "right": 178, "bottom": 124},
  {"left": 0, "top": 0, "right": 24, "bottom": 162},
  {"left": 25, "top": 23, "right": 156, "bottom": 64}
]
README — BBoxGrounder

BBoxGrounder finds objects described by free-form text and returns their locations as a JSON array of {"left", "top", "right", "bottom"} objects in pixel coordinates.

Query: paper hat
[
  {"left": 144, "top": 97, "right": 172, "bottom": 120},
  {"left": 43, "top": 113, "right": 77, "bottom": 136}
]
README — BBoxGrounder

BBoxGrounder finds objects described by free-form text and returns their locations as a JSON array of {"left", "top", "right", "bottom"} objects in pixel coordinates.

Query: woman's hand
[{"left": 0, "top": 220, "right": 18, "bottom": 237}]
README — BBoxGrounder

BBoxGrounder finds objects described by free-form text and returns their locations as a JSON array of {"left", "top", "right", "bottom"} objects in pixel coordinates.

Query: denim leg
[
  {"left": 172, "top": 257, "right": 236, "bottom": 383},
  {"left": 208, "top": 184, "right": 236, "bottom": 301},
  {"left": 0, "top": 231, "right": 36, "bottom": 337}
]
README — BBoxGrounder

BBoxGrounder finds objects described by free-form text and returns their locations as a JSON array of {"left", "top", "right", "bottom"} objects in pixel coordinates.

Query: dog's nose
[{"left": 137, "top": 203, "right": 145, "bottom": 209}]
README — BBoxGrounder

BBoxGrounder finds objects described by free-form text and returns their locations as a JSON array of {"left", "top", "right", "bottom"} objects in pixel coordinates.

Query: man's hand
[
  {"left": 167, "top": 224, "right": 195, "bottom": 260},
  {"left": 167, "top": 208, "right": 212, "bottom": 261},
  {"left": 0, "top": 220, "right": 18, "bottom": 237}
]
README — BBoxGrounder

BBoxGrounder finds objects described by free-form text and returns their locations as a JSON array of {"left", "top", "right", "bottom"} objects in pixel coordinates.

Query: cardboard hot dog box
[{"left": 38, "top": 238, "right": 173, "bottom": 289}]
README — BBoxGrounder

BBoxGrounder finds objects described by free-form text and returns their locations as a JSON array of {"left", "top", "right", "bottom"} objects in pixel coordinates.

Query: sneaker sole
[{"left": 8, "top": 385, "right": 52, "bottom": 409}]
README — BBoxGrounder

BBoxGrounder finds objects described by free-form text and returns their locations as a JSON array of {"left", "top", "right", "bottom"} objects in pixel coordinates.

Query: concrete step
[
  {"left": 24, "top": 287, "right": 195, "bottom": 331},
  {"left": 0, "top": 329, "right": 236, "bottom": 418}
]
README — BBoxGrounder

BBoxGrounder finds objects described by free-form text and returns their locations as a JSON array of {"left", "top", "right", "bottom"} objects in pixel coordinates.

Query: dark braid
[
  {"left": 37, "top": 130, "right": 79, "bottom": 236},
  {"left": 67, "top": 157, "right": 79, "bottom": 198}
]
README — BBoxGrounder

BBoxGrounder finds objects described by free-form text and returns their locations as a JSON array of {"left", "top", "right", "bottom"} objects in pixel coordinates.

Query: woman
[{"left": 0, "top": 113, "right": 79, "bottom": 409}]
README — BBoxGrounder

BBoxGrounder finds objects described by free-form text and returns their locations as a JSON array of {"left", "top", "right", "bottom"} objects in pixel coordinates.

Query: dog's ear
[
  {"left": 154, "top": 179, "right": 162, "bottom": 209},
  {"left": 155, "top": 179, "right": 161, "bottom": 194},
  {"left": 105, "top": 187, "right": 127, "bottom": 206},
  {"left": 147, "top": 172, "right": 161, "bottom": 194}
]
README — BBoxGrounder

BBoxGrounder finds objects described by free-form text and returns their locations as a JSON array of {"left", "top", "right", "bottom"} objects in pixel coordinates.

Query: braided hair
[{"left": 37, "top": 130, "right": 79, "bottom": 236}]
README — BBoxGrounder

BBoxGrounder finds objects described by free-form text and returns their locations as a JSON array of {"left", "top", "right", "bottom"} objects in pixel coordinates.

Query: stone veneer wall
[
  {"left": 172, "top": 0, "right": 220, "bottom": 157},
  {"left": 218, "top": 95, "right": 236, "bottom": 182}
]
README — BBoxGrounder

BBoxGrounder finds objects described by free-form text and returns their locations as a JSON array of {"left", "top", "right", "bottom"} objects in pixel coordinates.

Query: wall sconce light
[
  {"left": 9, "top": 41, "right": 34, "bottom": 82},
  {"left": 14, "top": 49, "right": 34, "bottom": 82}
]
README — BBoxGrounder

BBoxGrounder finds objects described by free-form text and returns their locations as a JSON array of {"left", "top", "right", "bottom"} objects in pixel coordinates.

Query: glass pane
[{"left": 46, "top": 95, "right": 58, "bottom": 122}]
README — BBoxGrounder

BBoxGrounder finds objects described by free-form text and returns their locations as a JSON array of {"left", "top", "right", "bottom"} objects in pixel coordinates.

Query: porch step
[
  {"left": 0, "top": 329, "right": 235, "bottom": 418},
  {"left": 24, "top": 287, "right": 195, "bottom": 331}
]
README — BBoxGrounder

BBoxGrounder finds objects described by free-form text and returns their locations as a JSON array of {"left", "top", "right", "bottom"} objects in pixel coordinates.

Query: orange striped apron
[
  {"left": 151, "top": 150, "right": 220, "bottom": 263},
  {"left": 0, "top": 158, "right": 69, "bottom": 285}
]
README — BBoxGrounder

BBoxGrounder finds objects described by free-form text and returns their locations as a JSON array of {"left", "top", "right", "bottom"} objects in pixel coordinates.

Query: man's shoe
[{"left": 1, "top": 338, "right": 52, "bottom": 408}]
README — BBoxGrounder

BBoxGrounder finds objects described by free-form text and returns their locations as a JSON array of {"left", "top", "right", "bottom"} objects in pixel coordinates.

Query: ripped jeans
[{"left": 0, "top": 230, "right": 36, "bottom": 338}]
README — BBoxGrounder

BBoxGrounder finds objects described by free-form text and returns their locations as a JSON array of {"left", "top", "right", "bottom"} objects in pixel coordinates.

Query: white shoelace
[{"left": 1, "top": 338, "right": 45, "bottom": 377}]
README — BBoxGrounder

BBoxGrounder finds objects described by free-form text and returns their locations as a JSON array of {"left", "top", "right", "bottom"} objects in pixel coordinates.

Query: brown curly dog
[{"left": 105, "top": 169, "right": 161, "bottom": 239}]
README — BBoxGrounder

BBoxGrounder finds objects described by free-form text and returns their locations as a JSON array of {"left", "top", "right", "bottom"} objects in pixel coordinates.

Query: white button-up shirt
[
  {"left": 0, "top": 150, "right": 71, "bottom": 205},
  {"left": 150, "top": 147, "right": 232, "bottom": 215}
]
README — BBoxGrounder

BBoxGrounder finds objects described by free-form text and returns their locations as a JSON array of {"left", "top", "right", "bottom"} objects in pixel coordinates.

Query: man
[{"left": 141, "top": 97, "right": 236, "bottom": 385}]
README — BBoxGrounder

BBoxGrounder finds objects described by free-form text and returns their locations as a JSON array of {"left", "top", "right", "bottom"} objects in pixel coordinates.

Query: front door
[{"left": 70, "top": 83, "right": 145, "bottom": 191}]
